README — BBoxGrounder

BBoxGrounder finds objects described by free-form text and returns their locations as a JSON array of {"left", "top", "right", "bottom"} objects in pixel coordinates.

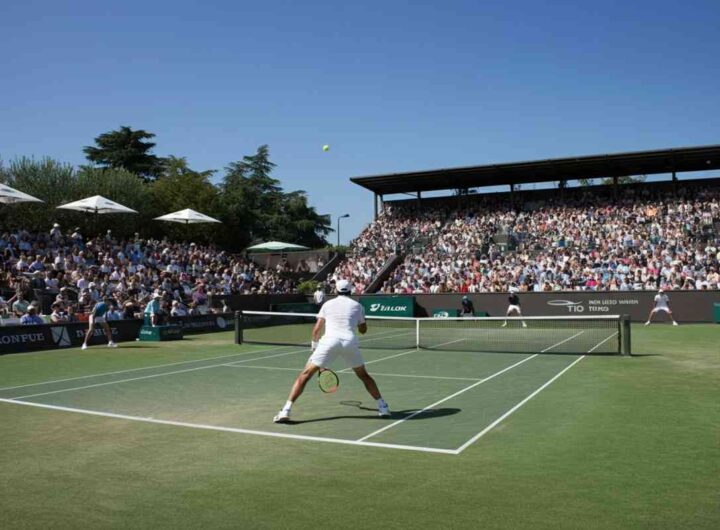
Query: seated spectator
[
  {"left": 12, "top": 292, "right": 30, "bottom": 317},
  {"left": 170, "top": 300, "right": 188, "bottom": 317},
  {"left": 20, "top": 305, "right": 45, "bottom": 325},
  {"left": 50, "top": 302, "right": 69, "bottom": 323}
]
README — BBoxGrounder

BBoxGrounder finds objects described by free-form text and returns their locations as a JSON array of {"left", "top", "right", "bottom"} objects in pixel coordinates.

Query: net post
[
  {"left": 415, "top": 318, "right": 420, "bottom": 349},
  {"left": 235, "top": 310, "right": 243, "bottom": 345},
  {"left": 620, "top": 314, "right": 631, "bottom": 355}
]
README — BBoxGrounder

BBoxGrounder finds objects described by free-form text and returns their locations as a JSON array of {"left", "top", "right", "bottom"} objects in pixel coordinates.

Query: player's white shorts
[
  {"left": 506, "top": 305, "right": 522, "bottom": 315},
  {"left": 309, "top": 336, "right": 364, "bottom": 368},
  {"left": 90, "top": 315, "right": 106, "bottom": 324},
  {"left": 651, "top": 307, "right": 671, "bottom": 314}
]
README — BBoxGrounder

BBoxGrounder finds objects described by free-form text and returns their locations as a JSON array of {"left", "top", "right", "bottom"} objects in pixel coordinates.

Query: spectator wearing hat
[
  {"left": 20, "top": 304, "right": 44, "bottom": 325},
  {"left": 144, "top": 293, "right": 162, "bottom": 326},
  {"left": 50, "top": 223, "right": 62, "bottom": 243},
  {"left": 170, "top": 300, "right": 187, "bottom": 317}
]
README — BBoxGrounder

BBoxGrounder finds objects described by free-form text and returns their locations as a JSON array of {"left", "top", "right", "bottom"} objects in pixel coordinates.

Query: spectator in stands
[
  {"left": 50, "top": 302, "right": 68, "bottom": 323},
  {"left": 170, "top": 300, "right": 188, "bottom": 317},
  {"left": 12, "top": 292, "right": 30, "bottom": 317},
  {"left": 20, "top": 305, "right": 45, "bottom": 325}
]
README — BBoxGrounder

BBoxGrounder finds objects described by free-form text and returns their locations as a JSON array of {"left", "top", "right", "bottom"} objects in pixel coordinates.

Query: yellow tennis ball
[{"left": 322, "top": 145, "right": 330, "bottom": 152}]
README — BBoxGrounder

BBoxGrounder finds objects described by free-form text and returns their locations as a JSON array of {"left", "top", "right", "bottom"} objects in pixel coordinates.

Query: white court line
[
  {"left": 540, "top": 330, "right": 585, "bottom": 352},
  {"left": 221, "top": 364, "right": 482, "bottom": 382},
  {"left": 0, "top": 344, "right": 292, "bottom": 392},
  {"left": 0, "top": 398, "right": 457, "bottom": 455},
  {"left": 11, "top": 348, "right": 309, "bottom": 400},
  {"left": 587, "top": 331, "right": 618, "bottom": 353},
  {"left": 357, "top": 353, "right": 539, "bottom": 442},
  {"left": 454, "top": 355, "right": 586, "bottom": 453}
]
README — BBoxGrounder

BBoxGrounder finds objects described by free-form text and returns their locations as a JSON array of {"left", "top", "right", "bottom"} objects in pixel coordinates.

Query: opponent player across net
[{"left": 272, "top": 279, "right": 390, "bottom": 423}]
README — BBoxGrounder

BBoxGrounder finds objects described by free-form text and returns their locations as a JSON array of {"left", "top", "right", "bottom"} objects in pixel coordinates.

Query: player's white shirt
[
  {"left": 317, "top": 295, "right": 365, "bottom": 341},
  {"left": 654, "top": 294, "right": 669, "bottom": 308}
]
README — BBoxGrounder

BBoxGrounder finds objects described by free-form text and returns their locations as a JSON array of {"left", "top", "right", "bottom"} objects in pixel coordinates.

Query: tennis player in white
[
  {"left": 502, "top": 287, "right": 527, "bottom": 328},
  {"left": 645, "top": 289, "right": 679, "bottom": 326},
  {"left": 273, "top": 279, "right": 390, "bottom": 423}
]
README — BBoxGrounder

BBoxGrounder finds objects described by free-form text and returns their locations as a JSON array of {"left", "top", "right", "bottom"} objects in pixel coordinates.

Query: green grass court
[{"left": 1, "top": 324, "right": 718, "bottom": 529}]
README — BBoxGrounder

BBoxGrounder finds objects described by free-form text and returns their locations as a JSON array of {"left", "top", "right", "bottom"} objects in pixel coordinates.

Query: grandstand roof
[{"left": 350, "top": 144, "right": 720, "bottom": 195}]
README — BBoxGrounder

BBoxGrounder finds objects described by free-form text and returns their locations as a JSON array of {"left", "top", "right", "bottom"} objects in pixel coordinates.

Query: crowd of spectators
[
  {"left": 353, "top": 184, "right": 720, "bottom": 294},
  {"left": 330, "top": 204, "right": 446, "bottom": 293},
  {"left": 0, "top": 227, "right": 299, "bottom": 325}
]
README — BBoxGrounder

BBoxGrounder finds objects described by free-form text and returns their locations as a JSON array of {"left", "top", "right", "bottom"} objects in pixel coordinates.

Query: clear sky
[{"left": 2, "top": 0, "right": 719, "bottom": 243}]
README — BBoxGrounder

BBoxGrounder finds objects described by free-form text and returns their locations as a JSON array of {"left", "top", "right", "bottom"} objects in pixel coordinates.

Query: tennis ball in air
[{"left": 322, "top": 144, "right": 330, "bottom": 152}]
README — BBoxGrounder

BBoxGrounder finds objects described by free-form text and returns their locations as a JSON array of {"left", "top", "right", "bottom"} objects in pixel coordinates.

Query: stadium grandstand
[
  {"left": 0, "top": 233, "right": 301, "bottom": 325},
  {"left": 326, "top": 145, "right": 720, "bottom": 295}
]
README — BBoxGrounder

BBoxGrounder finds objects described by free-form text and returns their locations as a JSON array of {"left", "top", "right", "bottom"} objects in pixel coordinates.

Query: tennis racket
[{"left": 317, "top": 368, "right": 339, "bottom": 393}]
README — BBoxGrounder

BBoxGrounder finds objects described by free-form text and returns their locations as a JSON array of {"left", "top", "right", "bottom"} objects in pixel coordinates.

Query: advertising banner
[
  {"left": 0, "top": 320, "right": 142, "bottom": 355},
  {"left": 171, "top": 313, "right": 235, "bottom": 334},
  {"left": 359, "top": 296, "right": 415, "bottom": 317}
]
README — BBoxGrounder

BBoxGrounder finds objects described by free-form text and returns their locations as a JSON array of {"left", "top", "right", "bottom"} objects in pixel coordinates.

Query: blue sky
[{"left": 2, "top": 0, "right": 719, "bottom": 243}]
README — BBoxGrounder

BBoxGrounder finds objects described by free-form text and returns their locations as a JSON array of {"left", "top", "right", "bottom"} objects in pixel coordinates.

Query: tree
[
  {"left": 83, "top": 126, "right": 165, "bottom": 181},
  {"left": 220, "top": 145, "right": 331, "bottom": 249}
]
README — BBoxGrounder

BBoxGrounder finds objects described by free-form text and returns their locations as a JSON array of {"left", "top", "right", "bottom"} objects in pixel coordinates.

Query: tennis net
[{"left": 236, "top": 311, "right": 631, "bottom": 355}]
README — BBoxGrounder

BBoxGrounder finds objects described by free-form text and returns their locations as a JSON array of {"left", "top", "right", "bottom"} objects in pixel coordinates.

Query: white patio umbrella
[
  {"left": 56, "top": 195, "right": 138, "bottom": 214},
  {"left": 154, "top": 208, "right": 221, "bottom": 225},
  {"left": 0, "top": 183, "right": 44, "bottom": 204},
  {"left": 246, "top": 241, "right": 310, "bottom": 252}
]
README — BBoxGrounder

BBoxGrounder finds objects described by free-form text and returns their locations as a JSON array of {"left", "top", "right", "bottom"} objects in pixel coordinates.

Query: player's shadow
[{"left": 286, "top": 400, "right": 461, "bottom": 424}]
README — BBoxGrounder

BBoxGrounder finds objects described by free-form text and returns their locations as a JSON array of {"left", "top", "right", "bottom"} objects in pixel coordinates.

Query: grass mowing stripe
[
  {"left": 455, "top": 355, "right": 586, "bottom": 453},
  {"left": 11, "top": 347, "right": 308, "bottom": 400},
  {"left": 338, "top": 338, "right": 465, "bottom": 374},
  {"left": 0, "top": 398, "right": 458, "bottom": 455},
  {"left": 0, "top": 344, "right": 292, "bottom": 392},
  {"left": 357, "top": 353, "right": 539, "bottom": 442},
  {"left": 221, "top": 363, "right": 483, "bottom": 382}
]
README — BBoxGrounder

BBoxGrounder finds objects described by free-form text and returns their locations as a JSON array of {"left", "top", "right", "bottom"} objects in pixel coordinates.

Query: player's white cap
[
  {"left": 336, "top": 279, "right": 352, "bottom": 293},
  {"left": 658, "top": 288, "right": 664, "bottom": 293}
]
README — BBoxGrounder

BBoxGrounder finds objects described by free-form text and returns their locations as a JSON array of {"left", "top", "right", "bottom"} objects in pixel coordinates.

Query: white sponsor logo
[
  {"left": 369, "top": 303, "right": 407, "bottom": 313},
  {"left": 547, "top": 300, "right": 585, "bottom": 313},
  {"left": 51, "top": 326, "right": 71, "bottom": 347}
]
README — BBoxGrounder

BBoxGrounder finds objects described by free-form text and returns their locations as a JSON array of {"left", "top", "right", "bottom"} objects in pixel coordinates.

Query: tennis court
[
  {"left": 0, "top": 314, "right": 626, "bottom": 455},
  {"left": 1, "top": 323, "right": 718, "bottom": 529}
]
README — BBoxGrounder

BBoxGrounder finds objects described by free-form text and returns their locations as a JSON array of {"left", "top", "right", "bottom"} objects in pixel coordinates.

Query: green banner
[
  {"left": 270, "top": 302, "right": 320, "bottom": 313},
  {"left": 359, "top": 296, "right": 414, "bottom": 317}
]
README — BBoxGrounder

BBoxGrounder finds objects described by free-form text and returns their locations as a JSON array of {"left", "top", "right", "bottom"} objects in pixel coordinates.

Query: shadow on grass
[{"left": 285, "top": 400, "right": 461, "bottom": 424}]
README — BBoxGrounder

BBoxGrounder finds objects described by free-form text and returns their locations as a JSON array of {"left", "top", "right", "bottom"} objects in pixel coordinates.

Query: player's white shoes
[
  {"left": 107, "top": 341, "right": 118, "bottom": 348},
  {"left": 273, "top": 410, "right": 291, "bottom": 423},
  {"left": 378, "top": 403, "right": 391, "bottom": 417},
  {"left": 673, "top": 321, "right": 679, "bottom": 326},
  {"left": 81, "top": 344, "right": 88, "bottom": 350},
  {"left": 522, "top": 322, "right": 528, "bottom": 328},
  {"left": 644, "top": 321, "right": 650, "bottom": 326},
  {"left": 501, "top": 322, "right": 507, "bottom": 328}
]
